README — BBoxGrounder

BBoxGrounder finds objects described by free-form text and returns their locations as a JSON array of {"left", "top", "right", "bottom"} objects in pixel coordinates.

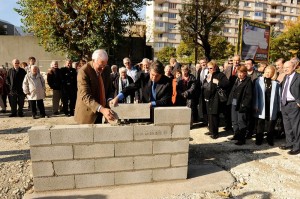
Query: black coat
[
  {"left": 6, "top": 67, "right": 26, "bottom": 95},
  {"left": 176, "top": 74, "right": 196, "bottom": 107},
  {"left": 47, "top": 68, "right": 62, "bottom": 90},
  {"left": 61, "top": 67, "right": 77, "bottom": 92},
  {"left": 122, "top": 73, "right": 172, "bottom": 106},
  {"left": 202, "top": 71, "right": 229, "bottom": 114},
  {"left": 227, "top": 77, "right": 253, "bottom": 112}
]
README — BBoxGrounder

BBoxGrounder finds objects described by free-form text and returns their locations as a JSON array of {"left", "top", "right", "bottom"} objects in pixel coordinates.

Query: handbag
[{"left": 217, "top": 87, "right": 228, "bottom": 102}]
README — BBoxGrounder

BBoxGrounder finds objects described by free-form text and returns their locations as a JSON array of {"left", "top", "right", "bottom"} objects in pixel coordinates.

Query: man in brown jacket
[{"left": 74, "top": 49, "right": 115, "bottom": 124}]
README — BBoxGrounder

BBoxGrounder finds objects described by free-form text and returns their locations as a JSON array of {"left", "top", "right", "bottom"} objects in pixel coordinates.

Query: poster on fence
[{"left": 237, "top": 18, "right": 270, "bottom": 62}]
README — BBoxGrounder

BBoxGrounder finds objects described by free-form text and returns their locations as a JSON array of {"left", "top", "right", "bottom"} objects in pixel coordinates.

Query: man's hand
[
  {"left": 100, "top": 107, "right": 115, "bottom": 121},
  {"left": 297, "top": 103, "right": 300, "bottom": 108},
  {"left": 109, "top": 96, "right": 119, "bottom": 108}
]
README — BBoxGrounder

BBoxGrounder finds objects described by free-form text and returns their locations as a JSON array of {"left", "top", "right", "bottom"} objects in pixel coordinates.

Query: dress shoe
[
  {"left": 224, "top": 126, "right": 233, "bottom": 131},
  {"left": 32, "top": 115, "right": 37, "bottom": 119},
  {"left": 18, "top": 113, "right": 24, "bottom": 117},
  {"left": 210, "top": 134, "right": 219, "bottom": 139},
  {"left": 287, "top": 150, "right": 300, "bottom": 155},
  {"left": 9, "top": 114, "right": 17, "bottom": 117},
  {"left": 53, "top": 112, "right": 59, "bottom": 115},
  {"left": 279, "top": 145, "right": 292, "bottom": 150},
  {"left": 40, "top": 114, "right": 46, "bottom": 118},
  {"left": 0, "top": 110, "right": 6, "bottom": 113}
]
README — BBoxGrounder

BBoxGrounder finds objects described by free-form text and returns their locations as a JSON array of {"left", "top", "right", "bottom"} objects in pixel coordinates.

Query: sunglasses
[{"left": 208, "top": 68, "right": 214, "bottom": 70}]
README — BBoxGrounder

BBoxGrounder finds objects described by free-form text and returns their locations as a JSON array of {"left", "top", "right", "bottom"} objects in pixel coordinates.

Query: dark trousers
[
  {"left": 9, "top": 94, "right": 25, "bottom": 115},
  {"left": 256, "top": 119, "right": 276, "bottom": 136},
  {"left": 281, "top": 102, "right": 300, "bottom": 151},
  {"left": 208, "top": 114, "right": 219, "bottom": 136},
  {"left": 29, "top": 100, "right": 45, "bottom": 116},
  {"left": 231, "top": 104, "right": 247, "bottom": 132},
  {"left": 62, "top": 88, "right": 76, "bottom": 115}
]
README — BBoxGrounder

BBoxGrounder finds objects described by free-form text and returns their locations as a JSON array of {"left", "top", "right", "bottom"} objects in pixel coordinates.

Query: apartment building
[
  {"left": 146, "top": 0, "right": 300, "bottom": 54},
  {"left": 224, "top": 0, "right": 300, "bottom": 45},
  {"left": 146, "top": 0, "right": 183, "bottom": 55},
  {"left": 0, "top": 19, "right": 21, "bottom": 35}
]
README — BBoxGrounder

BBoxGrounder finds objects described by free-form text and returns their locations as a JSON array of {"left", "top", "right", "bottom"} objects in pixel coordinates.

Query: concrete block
[
  {"left": 115, "top": 170, "right": 152, "bottom": 185},
  {"left": 153, "top": 167, "right": 188, "bottom": 181},
  {"left": 30, "top": 146, "right": 73, "bottom": 161},
  {"left": 32, "top": 162, "right": 54, "bottom": 177},
  {"left": 94, "top": 126, "right": 133, "bottom": 142},
  {"left": 115, "top": 141, "right": 152, "bottom": 156},
  {"left": 53, "top": 160, "right": 94, "bottom": 175},
  {"left": 171, "top": 153, "right": 188, "bottom": 167},
  {"left": 28, "top": 126, "right": 51, "bottom": 146},
  {"left": 33, "top": 176, "right": 75, "bottom": 191},
  {"left": 74, "top": 144, "right": 114, "bottom": 159},
  {"left": 95, "top": 157, "right": 133, "bottom": 172},
  {"left": 153, "top": 139, "right": 189, "bottom": 154},
  {"left": 51, "top": 125, "right": 93, "bottom": 144},
  {"left": 111, "top": 104, "right": 150, "bottom": 119},
  {"left": 75, "top": 173, "right": 114, "bottom": 188},
  {"left": 134, "top": 155, "right": 170, "bottom": 169},
  {"left": 154, "top": 107, "right": 191, "bottom": 125},
  {"left": 172, "top": 125, "right": 190, "bottom": 139},
  {"left": 134, "top": 125, "right": 171, "bottom": 140}
]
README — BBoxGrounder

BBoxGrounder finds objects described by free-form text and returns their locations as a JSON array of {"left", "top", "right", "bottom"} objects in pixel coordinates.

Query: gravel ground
[{"left": 0, "top": 97, "right": 299, "bottom": 199}]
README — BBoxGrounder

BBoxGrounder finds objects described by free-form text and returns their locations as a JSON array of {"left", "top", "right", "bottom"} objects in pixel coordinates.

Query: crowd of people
[{"left": 0, "top": 50, "right": 299, "bottom": 155}]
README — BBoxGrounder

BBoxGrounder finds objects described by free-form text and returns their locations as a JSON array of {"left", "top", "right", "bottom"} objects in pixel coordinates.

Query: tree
[
  {"left": 156, "top": 46, "right": 176, "bottom": 65},
  {"left": 270, "top": 17, "right": 300, "bottom": 62},
  {"left": 15, "top": 0, "right": 146, "bottom": 60},
  {"left": 179, "top": 0, "right": 238, "bottom": 61}
]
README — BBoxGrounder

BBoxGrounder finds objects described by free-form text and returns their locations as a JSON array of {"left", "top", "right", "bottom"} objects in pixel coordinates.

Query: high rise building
[{"left": 146, "top": 0, "right": 300, "bottom": 54}]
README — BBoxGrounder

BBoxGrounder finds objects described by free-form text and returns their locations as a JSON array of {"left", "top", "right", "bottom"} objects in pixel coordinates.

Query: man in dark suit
[
  {"left": 170, "top": 58, "right": 181, "bottom": 76},
  {"left": 6, "top": 59, "right": 26, "bottom": 117},
  {"left": 74, "top": 49, "right": 115, "bottom": 124},
  {"left": 110, "top": 60, "right": 172, "bottom": 108},
  {"left": 279, "top": 61, "right": 300, "bottom": 155}
]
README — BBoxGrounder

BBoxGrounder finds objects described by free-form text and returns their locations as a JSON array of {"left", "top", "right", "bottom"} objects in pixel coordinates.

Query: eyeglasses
[
  {"left": 15, "top": 62, "right": 20, "bottom": 64},
  {"left": 208, "top": 68, "right": 214, "bottom": 70}
]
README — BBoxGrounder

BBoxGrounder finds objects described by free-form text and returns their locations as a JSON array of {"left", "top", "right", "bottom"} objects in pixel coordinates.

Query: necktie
[
  {"left": 281, "top": 75, "right": 290, "bottom": 105},
  {"left": 152, "top": 82, "right": 156, "bottom": 100},
  {"left": 232, "top": 67, "right": 237, "bottom": 76},
  {"left": 98, "top": 73, "right": 106, "bottom": 107}
]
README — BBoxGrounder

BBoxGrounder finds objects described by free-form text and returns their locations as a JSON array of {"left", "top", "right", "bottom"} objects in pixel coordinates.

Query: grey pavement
[{"left": 24, "top": 164, "right": 235, "bottom": 199}]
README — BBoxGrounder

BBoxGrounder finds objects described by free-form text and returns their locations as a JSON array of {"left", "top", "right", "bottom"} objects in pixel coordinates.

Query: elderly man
[
  {"left": 169, "top": 57, "right": 181, "bottom": 75},
  {"left": 47, "top": 60, "right": 62, "bottom": 115},
  {"left": 74, "top": 49, "right": 115, "bottom": 124},
  {"left": 123, "top": 57, "right": 138, "bottom": 82},
  {"left": 6, "top": 59, "right": 27, "bottom": 117},
  {"left": 279, "top": 61, "right": 300, "bottom": 155},
  {"left": 141, "top": 58, "right": 150, "bottom": 73}
]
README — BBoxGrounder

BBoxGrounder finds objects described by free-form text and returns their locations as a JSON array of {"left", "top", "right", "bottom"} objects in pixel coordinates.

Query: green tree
[
  {"left": 270, "top": 17, "right": 300, "bottom": 62},
  {"left": 156, "top": 46, "right": 176, "bottom": 65},
  {"left": 15, "top": 0, "right": 145, "bottom": 60},
  {"left": 179, "top": 0, "right": 238, "bottom": 61},
  {"left": 176, "top": 41, "right": 195, "bottom": 64}
]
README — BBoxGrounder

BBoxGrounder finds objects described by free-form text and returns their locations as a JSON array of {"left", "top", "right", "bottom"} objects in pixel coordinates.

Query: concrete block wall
[{"left": 28, "top": 107, "right": 191, "bottom": 192}]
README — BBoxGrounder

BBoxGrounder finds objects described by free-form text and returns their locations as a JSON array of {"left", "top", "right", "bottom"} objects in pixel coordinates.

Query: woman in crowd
[
  {"left": 113, "top": 67, "right": 134, "bottom": 103},
  {"left": 227, "top": 66, "right": 253, "bottom": 145},
  {"left": 254, "top": 65, "right": 281, "bottom": 146},
  {"left": 202, "top": 61, "right": 229, "bottom": 139},
  {"left": 172, "top": 69, "right": 181, "bottom": 105},
  {"left": 22, "top": 65, "right": 46, "bottom": 119},
  {"left": 176, "top": 65, "right": 196, "bottom": 125}
]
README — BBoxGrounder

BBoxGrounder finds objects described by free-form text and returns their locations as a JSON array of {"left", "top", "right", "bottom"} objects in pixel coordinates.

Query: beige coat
[{"left": 22, "top": 73, "right": 46, "bottom": 100}]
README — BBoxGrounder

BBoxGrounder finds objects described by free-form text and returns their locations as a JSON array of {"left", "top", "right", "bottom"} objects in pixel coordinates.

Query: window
[
  {"left": 282, "top": 6, "right": 287, "bottom": 11},
  {"left": 254, "top": 12, "right": 262, "bottom": 17},
  {"left": 169, "top": 3, "right": 176, "bottom": 9},
  {"left": 291, "top": 16, "right": 297, "bottom": 21},
  {"left": 3, "top": 25, "right": 7, "bottom": 28},
  {"left": 291, "top": 8, "right": 294, "bottom": 13},
  {"left": 168, "top": 33, "right": 176, "bottom": 40},
  {"left": 235, "top": 19, "right": 239, "bottom": 25},
  {"left": 255, "top": 2, "right": 263, "bottom": 7},
  {"left": 244, "top": 11, "right": 251, "bottom": 16},
  {"left": 291, "top": 0, "right": 294, "bottom": 3},
  {"left": 156, "top": 22, "right": 164, "bottom": 27},
  {"left": 168, "top": 13, "right": 176, "bottom": 19},
  {"left": 155, "top": 43, "right": 164, "bottom": 47},
  {"left": 158, "top": 34, "right": 163, "bottom": 38},
  {"left": 224, "top": 28, "right": 229, "bottom": 32},
  {"left": 280, "top": 15, "right": 285, "bottom": 20},
  {"left": 244, "top": 2, "right": 250, "bottom": 7},
  {"left": 168, "top": 23, "right": 176, "bottom": 29}
]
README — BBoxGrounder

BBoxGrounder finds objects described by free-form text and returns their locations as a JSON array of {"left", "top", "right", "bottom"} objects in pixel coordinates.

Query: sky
[
  {"left": 0, "top": 0, "right": 146, "bottom": 27},
  {"left": 0, "top": 0, "right": 23, "bottom": 26}
]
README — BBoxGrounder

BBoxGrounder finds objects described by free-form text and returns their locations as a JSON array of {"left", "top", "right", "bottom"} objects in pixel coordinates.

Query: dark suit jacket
[
  {"left": 6, "top": 67, "right": 26, "bottom": 95},
  {"left": 74, "top": 62, "right": 113, "bottom": 124},
  {"left": 282, "top": 72, "right": 300, "bottom": 105},
  {"left": 171, "top": 62, "right": 181, "bottom": 75},
  {"left": 121, "top": 73, "right": 172, "bottom": 106}
]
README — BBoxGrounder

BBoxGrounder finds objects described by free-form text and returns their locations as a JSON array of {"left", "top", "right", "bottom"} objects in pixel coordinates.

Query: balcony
[
  {"left": 154, "top": 17, "right": 169, "bottom": 22},
  {"left": 270, "top": 9, "right": 281, "bottom": 14},
  {"left": 154, "top": 37, "right": 168, "bottom": 42},
  {"left": 270, "top": 0, "right": 282, "bottom": 5},
  {"left": 153, "top": 26, "right": 167, "bottom": 33},
  {"left": 268, "top": 17, "right": 280, "bottom": 23},
  {"left": 254, "top": 7, "right": 264, "bottom": 11},
  {"left": 252, "top": 15, "right": 264, "bottom": 21},
  {"left": 154, "top": 6, "right": 169, "bottom": 12}
]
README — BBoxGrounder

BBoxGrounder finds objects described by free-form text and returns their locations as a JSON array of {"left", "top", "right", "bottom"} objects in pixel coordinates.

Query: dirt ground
[{"left": 0, "top": 97, "right": 299, "bottom": 199}]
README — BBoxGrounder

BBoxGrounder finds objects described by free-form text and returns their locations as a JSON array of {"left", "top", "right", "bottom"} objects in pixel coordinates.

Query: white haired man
[{"left": 74, "top": 49, "right": 115, "bottom": 124}]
